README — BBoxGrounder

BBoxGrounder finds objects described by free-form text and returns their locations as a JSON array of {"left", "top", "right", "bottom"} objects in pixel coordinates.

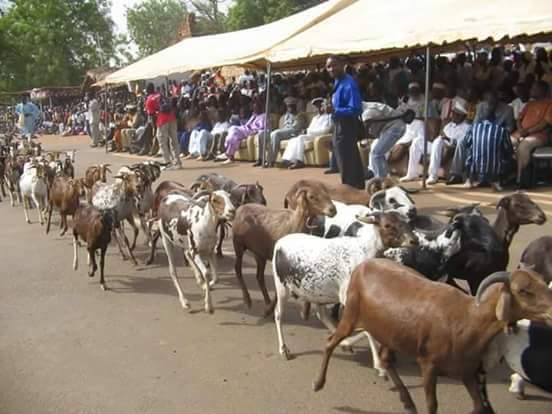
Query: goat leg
[
  {"left": 463, "top": 368, "right": 495, "bottom": 414},
  {"left": 216, "top": 222, "right": 225, "bottom": 257},
  {"left": 380, "top": 348, "right": 417, "bottom": 414},
  {"left": 138, "top": 214, "right": 151, "bottom": 246},
  {"left": 146, "top": 229, "right": 160, "bottom": 265},
  {"left": 99, "top": 247, "right": 107, "bottom": 291},
  {"left": 233, "top": 240, "right": 251, "bottom": 308},
  {"left": 72, "top": 233, "right": 79, "bottom": 270},
  {"left": 254, "top": 256, "right": 270, "bottom": 305},
  {"left": 207, "top": 255, "right": 219, "bottom": 287},
  {"left": 420, "top": 361, "right": 438, "bottom": 414},
  {"left": 46, "top": 204, "right": 53, "bottom": 234},
  {"left": 60, "top": 213, "right": 68, "bottom": 236},
  {"left": 161, "top": 233, "right": 191, "bottom": 310},
  {"left": 23, "top": 196, "right": 31, "bottom": 224},
  {"left": 88, "top": 247, "right": 98, "bottom": 277},
  {"left": 126, "top": 216, "right": 139, "bottom": 252},
  {"left": 273, "top": 276, "right": 292, "bottom": 360},
  {"left": 112, "top": 228, "right": 129, "bottom": 261},
  {"left": 301, "top": 301, "right": 311, "bottom": 320},
  {"left": 119, "top": 226, "right": 138, "bottom": 265}
]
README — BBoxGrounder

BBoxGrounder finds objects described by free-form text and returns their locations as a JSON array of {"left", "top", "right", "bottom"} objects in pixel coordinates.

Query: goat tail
[{"left": 263, "top": 296, "right": 277, "bottom": 319}]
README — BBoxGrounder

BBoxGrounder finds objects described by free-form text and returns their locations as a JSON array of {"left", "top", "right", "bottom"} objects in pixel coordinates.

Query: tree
[
  {"left": 189, "top": 0, "right": 227, "bottom": 35},
  {"left": 126, "top": 0, "right": 187, "bottom": 58},
  {"left": 0, "top": 0, "right": 117, "bottom": 92},
  {"left": 226, "top": 0, "right": 322, "bottom": 31}
]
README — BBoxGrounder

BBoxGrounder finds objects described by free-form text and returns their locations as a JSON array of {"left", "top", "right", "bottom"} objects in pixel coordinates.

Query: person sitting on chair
[{"left": 280, "top": 98, "right": 334, "bottom": 169}]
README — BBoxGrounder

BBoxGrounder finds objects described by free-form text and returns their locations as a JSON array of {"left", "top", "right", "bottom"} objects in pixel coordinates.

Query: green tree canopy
[
  {"left": 126, "top": 0, "right": 187, "bottom": 58},
  {"left": 226, "top": 0, "right": 322, "bottom": 31},
  {"left": 0, "top": 0, "right": 117, "bottom": 92}
]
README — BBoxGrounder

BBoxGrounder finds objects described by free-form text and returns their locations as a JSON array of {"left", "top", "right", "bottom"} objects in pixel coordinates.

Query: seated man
[
  {"left": 254, "top": 97, "right": 307, "bottom": 167},
  {"left": 510, "top": 80, "right": 552, "bottom": 185},
  {"left": 216, "top": 99, "right": 266, "bottom": 165},
  {"left": 447, "top": 89, "right": 515, "bottom": 184},
  {"left": 121, "top": 105, "right": 145, "bottom": 153},
  {"left": 206, "top": 109, "right": 230, "bottom": 160},
  {"left": 280, "top": 98, "right": 334, "bottom": 169},
  {"left": 185, "top": 111, "right": 212, "bottom": 160},
  {"left": 465, "top": 108, "right": 514, "bottom": 192},
  {"left": 401, "top": 98, "right": 471, "bottom": 183},
  {"left": 364, "top": 103, "right": 415, "bottom": 178}
]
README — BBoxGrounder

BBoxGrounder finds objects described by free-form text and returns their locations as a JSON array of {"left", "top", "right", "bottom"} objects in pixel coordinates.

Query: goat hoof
[
  {"left": 216, "top": 251, "right": 223, "bottom": 258},
  {"left": 206, "top": 305, "right": 214, "bottom": 314},
  {"left": 100, "top": 284, "right": 107, "bottom": 291},
  {"left": 312, "top": 379, "right": 325, "bottom": 392},
  {"left": 208, "top": 279, "right": 217, "bottom": 288},
  {"left": 26, "top": 220, "right": 31, "bottom": 224},
  {"left": 180, "top": 300, "right": 191, "bottom": 310},
  {"left": 280, "top": 346, "right": 292, "bottom": 360},
  {"left": 60, "top": 230, "right": 66, "bottom": 237},
  {"left": 514, "top": 392, "right": 526, "bottom": 400}
]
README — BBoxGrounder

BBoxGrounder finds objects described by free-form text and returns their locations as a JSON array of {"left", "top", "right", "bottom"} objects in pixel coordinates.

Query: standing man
[
  {"left": 15, "top": 94, "right": 40, "bottom": 142},
  {"left": 153, "top": 92, "right": 181, "bottom": 170},
  {"left": 87, "top": 92, "right": 101, "bottom": 147},
  {"left": 326, "top": 55, "right": 364, "bottom": 189}
]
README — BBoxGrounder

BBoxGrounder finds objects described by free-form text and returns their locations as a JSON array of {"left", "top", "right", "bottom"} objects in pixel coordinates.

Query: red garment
[
  {"left": 145, "top": 92, "right": 175, "bottom": 126},
  {"left": 145, "top": 92, "right": 160, "bottom": 116},
  {"left": 171, "top": 85, "right": 181, "bottom": 97}
]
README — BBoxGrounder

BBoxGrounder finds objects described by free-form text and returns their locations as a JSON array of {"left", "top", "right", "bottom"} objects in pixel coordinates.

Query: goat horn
[
  {"left": 475, "top": 271, "right": 511, "bottom": 305},
  {"left": 369, "top": 189, "right": 386, "bottom": 208}
]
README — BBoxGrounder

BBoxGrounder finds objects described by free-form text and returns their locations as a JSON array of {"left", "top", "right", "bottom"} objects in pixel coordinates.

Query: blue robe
[{"left": 15, "top": 102, "right": 40, "bottom": 136}]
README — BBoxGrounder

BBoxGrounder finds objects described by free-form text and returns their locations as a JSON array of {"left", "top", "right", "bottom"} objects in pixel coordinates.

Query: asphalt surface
[{"left": 1, "top": 135, "right": 552, "bottom": 414}]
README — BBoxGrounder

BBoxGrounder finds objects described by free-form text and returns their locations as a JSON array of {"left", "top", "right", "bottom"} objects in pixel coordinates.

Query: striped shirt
[{"left": 465, "top": 121, "right": 514, "bottom": 183}]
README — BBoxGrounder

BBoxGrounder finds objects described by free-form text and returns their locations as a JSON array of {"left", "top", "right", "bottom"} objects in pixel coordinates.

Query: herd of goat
[{"left": 1, "top": 139, "right": 552, "bottom": 413}]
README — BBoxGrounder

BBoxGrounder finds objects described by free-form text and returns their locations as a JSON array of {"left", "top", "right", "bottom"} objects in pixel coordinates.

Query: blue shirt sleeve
[{"left": 333, "top": 76, "right": 362, "bottom": 118}]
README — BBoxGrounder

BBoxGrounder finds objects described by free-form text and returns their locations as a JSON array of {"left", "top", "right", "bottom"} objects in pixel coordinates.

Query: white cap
[
  {"left": 452, "top": 97, "right": 468, "bottom": 115},
  {"left": 433, "top": 82, "right": 446, "bottom": 90},
  {"left": 408, "top": 82, "right": 421, "bottom": 89}
]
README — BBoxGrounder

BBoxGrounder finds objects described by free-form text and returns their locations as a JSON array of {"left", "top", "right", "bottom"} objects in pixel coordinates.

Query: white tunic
[{"left": 281, "top": 114, "right": 333, "bottom": 162}]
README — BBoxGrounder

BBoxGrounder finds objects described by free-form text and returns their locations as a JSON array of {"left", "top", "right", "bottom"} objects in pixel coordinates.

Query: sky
[{"left": 111, "top": 0, "right": 141, "bottom": 36}]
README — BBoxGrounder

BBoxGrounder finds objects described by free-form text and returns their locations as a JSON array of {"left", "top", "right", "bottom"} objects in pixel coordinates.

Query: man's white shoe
[
  {"left": 491, "top": 182, "right": 503, "bottom": 192},
  {"left": 426, "top": 177, "right": 438, "bottom": 185},
  {"left": 399, "top": 176, "right": 418, "bottom": 183}
]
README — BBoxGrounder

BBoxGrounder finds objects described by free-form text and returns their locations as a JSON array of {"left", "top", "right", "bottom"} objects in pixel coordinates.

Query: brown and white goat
[
  {"left": 46, "top": 176, "right": 85, "bottom": 236},
  {"left": 72, "top": 204, "right": 114, "bottom": 290},
  {"left": 232, "top": 186, "right": 336, "bottom": 309},
  {"left": 313, "top": 260, "right": 552, "bottom": 414},
  {"left": 83, "top": 164, "right": 111, "bottom": 200}
]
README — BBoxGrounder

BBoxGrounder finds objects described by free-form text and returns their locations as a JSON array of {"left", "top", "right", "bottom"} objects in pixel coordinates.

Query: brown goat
[
  {"left": 232, "top": 186, "right": 336, "bottom": 308},
  {"left": 83, "top": 164, "right": 111, "bottom": 192},
  {"left": 46, "top": 176, "right": 84, "bottom": 236},
  {"left": 72, "top": 204, "right": 114, "bottom": 290},
  {"left": 284, "top": 177, "right": 397, "bottom": 208},
  {"left": 313, "top": 259, "right": 552, "bottom": 414}
]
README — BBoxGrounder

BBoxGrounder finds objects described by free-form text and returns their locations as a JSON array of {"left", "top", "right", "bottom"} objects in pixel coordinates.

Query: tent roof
[
  {"left": 258, "top": 0, "right": 552, "bottom": 69},
  {"left": 105, "top": 0, "right": 355, "bottom": 84}
]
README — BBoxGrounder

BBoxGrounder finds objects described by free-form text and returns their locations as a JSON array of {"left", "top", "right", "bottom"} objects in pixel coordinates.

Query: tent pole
[
  {"left": 105, "top": 85, "right": 109, "bottom": 154},
  {"left": 263, "top": 62, "right": 272, "bottom": 167},
  {"left": 422, "top": 46, "right": 431, "bottom": 189}
]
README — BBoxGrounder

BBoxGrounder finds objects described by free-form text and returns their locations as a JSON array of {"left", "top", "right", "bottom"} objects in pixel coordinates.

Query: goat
[
  {"left": 232, "top": 185, "right": 337, "bottom": 309},
  {"left": 313, "top": 261, "right": 552, "bottom": 414},
  {"left": 46, "top": 176, "right": 85, "bottom": 236},
  {"left": 270, "top": 211, "right": 417, "bottom": 364},
  {"left": 84, "top": 164, "right": 111, "bottom": 194},
  {"left": 383, "top": 219, "right": 462, "bottom": 282},
  {"left": 157, "top": 190, "right": 235, "bottom": 312},
  {"left": 19, "top": 163, "right": 48, "bottom": 224},
  {"left": 285, "top": 177, "right": 417, "bottom": 218},
  {"left": 4, "top": 156, "right": 23, "bottom": 206},
  {"left": 91, "top": 173, "right": 139, "bottom": 265},
  {"left": 72, "top": 203, "right": 114, "bottom": 290},
  {"left": 443, "top": 192, "right": 546, "bottom": 294},
  {"left": 191, "top": 173, "right": 267, "bottom": 257},
  {"left": 520, "top": 236, "right": 552, "bottom": 284}
]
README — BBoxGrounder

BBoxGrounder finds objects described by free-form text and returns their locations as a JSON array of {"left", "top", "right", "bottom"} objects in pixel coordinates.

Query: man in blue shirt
[{"left": 326, "top": 55, "right": 365, "bottom": 189}]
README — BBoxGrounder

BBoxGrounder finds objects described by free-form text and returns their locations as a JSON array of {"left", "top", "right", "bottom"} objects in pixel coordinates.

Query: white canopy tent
[
  {"left": 260, "top": 0, "right": 552, "bottom": 69},
  {"left": 104, "top": 0, "right": 355, "bottom": 84}
]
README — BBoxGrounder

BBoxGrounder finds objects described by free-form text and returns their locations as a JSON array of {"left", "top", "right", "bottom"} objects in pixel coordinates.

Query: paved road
[{"left": 1, "top": 135, "right": 551, "bottom": 414}]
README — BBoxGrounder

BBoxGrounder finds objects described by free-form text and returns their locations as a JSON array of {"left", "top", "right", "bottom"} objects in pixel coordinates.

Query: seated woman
[
  {"left": 280, "top": 98, "right": 334, "bottom": 169},
  {"left": 206, "top": 109, "right": 230, "bottom": 160},
  {"left": 215, "top": 99, "right": 266, "bottom": 165},
  {"left": 185, "top": 110, "right": 213, "bottom": 160}
]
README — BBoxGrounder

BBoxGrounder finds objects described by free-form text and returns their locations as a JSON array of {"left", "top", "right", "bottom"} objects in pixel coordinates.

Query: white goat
[
  {"left": 157, "top": 190, "right": 235, "bottom": 312},
  {"left": 19, "top": 163, "right": 48, "bottom": 224},
  {"left": 270, "top": 211, "right": 417, "bottom": 375}
]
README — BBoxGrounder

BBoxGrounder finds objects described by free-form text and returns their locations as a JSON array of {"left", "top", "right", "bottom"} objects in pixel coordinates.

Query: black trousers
[{"left": 333, "top": 116, "right": 365, "bottom": 189}]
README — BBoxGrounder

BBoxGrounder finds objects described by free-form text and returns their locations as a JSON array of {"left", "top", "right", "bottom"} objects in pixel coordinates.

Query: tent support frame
[
  {"left": 262, "top": 63, "right": 272, "bottom": 167},
  {"left": 422, "top": 45, "right": 431, "bottom": 189}
]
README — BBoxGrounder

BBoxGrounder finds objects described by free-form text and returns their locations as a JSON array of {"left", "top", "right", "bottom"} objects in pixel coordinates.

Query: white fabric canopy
[
  {"left": 105, "top": 0, "right": 355, "bottom": 84},
  {"left": 262, "top": 0, "right": 552, "bottom": 68}
]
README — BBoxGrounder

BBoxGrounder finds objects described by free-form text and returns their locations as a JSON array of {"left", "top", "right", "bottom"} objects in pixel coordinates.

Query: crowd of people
[{"left": 5, "top": 45, "right": 552, "bottom": 188}]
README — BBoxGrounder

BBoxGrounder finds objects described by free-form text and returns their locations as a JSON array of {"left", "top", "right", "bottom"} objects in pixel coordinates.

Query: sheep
[
  {"left": 72, "top": 203, "right": 114, "bottom": 290},
  {"left": 45, "top": 176, "right": 85, "bottom": 236},
  {"left": 232, "top": 185, "right": 337, "bottom": 309},
  {"left": 19, "top": 162, "right": 48, "bottom": 224},
  {"left": 284, "top": 177, "right": 417, "bottom": 219},
  {"left": 91, "top": 172, "right": 139, "bottom": 265},
  {"left": 313, "top": 261, "right": 552, "bottom": 414},
  {"left": 157, "top": 190, "right": 235, "bottom": 312},
  {"left": 443, "top": 192, "right": 546, "bottom": 294},
  {"left": 519, "top": 236, "right": 552, "bottom": 284},
  {"left": 191, "top": 173, "right": 267, "bottom": 257},
  {"left": 270, "top": 211, "right": 418, "bottom": 364}
]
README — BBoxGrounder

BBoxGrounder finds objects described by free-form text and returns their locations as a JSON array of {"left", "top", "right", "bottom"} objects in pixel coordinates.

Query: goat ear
[
  {"left": 496, "top": 196, "right": 510, "bottom": 210},
  {"left": 356, "top": 213, "right": 379, "bottom": 225},
  {"left": 517, "top": 262, "right": 536, "bottom": 271},
  {"left": 495, "top": 285, "right": 513, "bottom": 322}
]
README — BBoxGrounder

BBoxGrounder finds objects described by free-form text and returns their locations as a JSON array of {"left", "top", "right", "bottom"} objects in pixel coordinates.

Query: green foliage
[
  {"left": 226, "top": 0, "right": 321, "bottom": 31},
  {"left": 0, "top": 0, "right": 117, "bottom": 92},
  {"left": 189, "top": 0, "right": 227, "bottom": 35},
  {"left": 126, "top": 0, "right": 187, "bottom": 58}
]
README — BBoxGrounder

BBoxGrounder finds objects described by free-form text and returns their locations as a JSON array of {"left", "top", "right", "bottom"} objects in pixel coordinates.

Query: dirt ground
[{"left": 1, "top": 135, "right": 551, "bottom": 414}]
